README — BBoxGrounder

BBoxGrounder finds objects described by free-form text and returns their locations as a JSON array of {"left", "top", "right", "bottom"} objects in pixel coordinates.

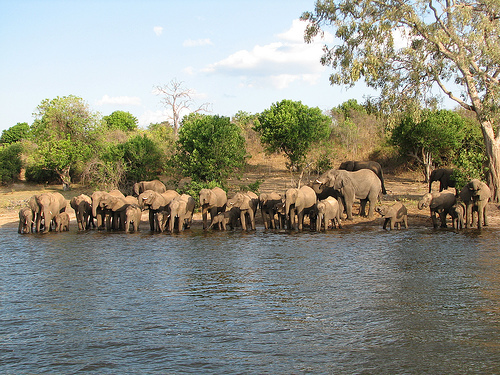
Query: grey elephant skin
[
  {"left": 54, "top": 212, "right": 70, "bottom": 232},
  {"left": 168, "top": 194, "right": 195, "bottom": 233},
  {"left": 133, "top": 179, "right": 167, "bottom": 196},
  {"left": 227, "top": 191, "right": 259, "bottom": 231},
  {"left": 91, "top": 190, "right": 125, "bottom": 230},
  {"left": 418, "top": 191, "right": 456, "bottom": 228},
  {"left": 139, "top": 189, "right": 180, "bottom": 231},
  {"left": 317, "top": 169, "right": 381, "bottom": 220},
  {"left": 339, "top": 160, "right": 387, "bottom": 195},
  {"left": 124, "top": 204, "right": 142, "bottom": 233},
  {"left": 376, "top": 201, "right": 408, "bottom": 230},
  {"left": 35, "top": 192, "right": 67, "bottom": 233},
  {"left": 315, "top": 196, "right": 341, "bottom": 231},
  {"left": 199, "top": 187, "right": 227, "bottom": 230},
  {"left": 70, "top": 194, "right": 93, "bottom": 230},
  {"left": 285, "top": 185, "right": 317, "bottom": 230},
  {"left": 259, "top": 192, "right": 282, "bottom": 229},
  {"left": 450, "top": 202, "right": 465, "bottom": 230},
  {"left": 459, "top": 179, "right": 491, "bottom": 229},
  {"left": 208, "top": 209, "right": 240, "bottom": 230},
  {"left": 99, "top": 194, "right": 138, "bottom": 231},
  {"left": 18, "top": 207, "right": 33, "bottom": 234},
  {"left": 429, "top": 168, "right": 456, "bottom": 193}
]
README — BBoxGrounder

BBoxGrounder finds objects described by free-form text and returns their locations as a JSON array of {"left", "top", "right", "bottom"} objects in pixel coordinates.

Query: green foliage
[
  {"left": 239, "top": 179, "right": 263, "bottom": 194},
  {"left": 119, "top": 134, "right": 164, "bottom": 182},
  {"left": 103, "top": 111, "right": 138, "bottom": 132},
  {"left": 0, "top": 123, "right": 30, "bottom": 145},
  {"left": 0, "top": 143, "right": 23, "bottom": 184},
  {"left": 255, "top": 99, "right": 331, "bottom": 170},
  {"left": 175, "top": 114, "right": 248, "bottom": 183}
]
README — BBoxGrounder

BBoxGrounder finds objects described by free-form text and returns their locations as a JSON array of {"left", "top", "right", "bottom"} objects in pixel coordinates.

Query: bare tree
[{"left": 154, "top": 79, "right": 211, "bottom": 135}]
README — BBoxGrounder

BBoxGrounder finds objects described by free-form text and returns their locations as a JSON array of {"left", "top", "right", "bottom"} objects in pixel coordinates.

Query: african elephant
[
  {"left": 28, "top": 195, "right": 40, "bottom": 232},
  {"left": 54, "top": 212, "right": 70, "bottom": 232},
  {"left": 259, "top": 192, "right": 282, "bottom": 229},
  {"left": 70, "top": 194, "right": 93, "bottom": 230},
  {"left": 99, "top": 194, "right": 138, "bottom": 230},
  {"left": 315, "top": 196, "right": 341, "bottom": 231},
  {"left": 91, "top": 190, "right": 125, "bottom": 230},
  {"left": 285, "top": 185, "right": 317, "bottom": 230},
  {"left": 429, "top": 168, "right": 456, "bottom": 193},
  {"left": 138, "top": 189, "right": 180, "bottom": 231},
  {"left": 132, "top": 179, "right": 167, "bottom": 196},
  {"left": 208, "top": 209, "right": 240, "bottom": 230},
  {"left": 450, "top": 201, "right": 465, "bottom": 230},
  {"left": 310, "top": 182, "right": 345, "bottom": 219},
  {"left": 168, "top": 194, "right": 195, "bottom": 233},
  {"left": 316, "top": 169, "right": 381, "bottom": 220},
  {"left": 124, "top": 204, "right": 142, "bottom": 233},
  {"left": 459, "top": 179, "right": 491, "bottom": 229},
  {"left": 227, "top": 191, "right": 259, "bottom": 231},
  {"left": 36, "top": 192, "right": 67, "bottom": 233},
  {"left": 418, "top": 191, "right": 456, "bottom": 228},
  {"left": 339, "top": 160, "right": 387, "bottom": 194},
  {"left": 18, "top": 207, "right": 33, "bottom": 234},
  {"left": 375, "top": 201, "right": 408, "bottom": 230},
  {"left": 199, "top": 187, "right": 227, "bottom": 229},
  {"left": 273, "top": 201, "right": 287, "bottom": 229}
]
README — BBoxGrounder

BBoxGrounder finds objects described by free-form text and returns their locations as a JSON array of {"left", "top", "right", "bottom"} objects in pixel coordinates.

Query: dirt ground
[{"left": 2, "top": 166, "right": 500, "bottom": 230}]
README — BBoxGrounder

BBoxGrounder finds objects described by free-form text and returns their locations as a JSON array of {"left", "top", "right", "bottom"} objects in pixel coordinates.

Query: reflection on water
[{"left": 1, "top": 227, "right": 500, "bottom": 373}]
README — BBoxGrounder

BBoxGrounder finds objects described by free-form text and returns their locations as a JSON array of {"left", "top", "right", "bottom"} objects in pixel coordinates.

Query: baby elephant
[
  {"left": 18, "top": 206, "right": 33, "bottom": 234},
  {"left": 316, "top": 197, "right": 341, "bottom": 231},
  {"left": 54, "top": 212, "right": 70, "bottom": 232},
  {"left": 376, "top": 201, "right": 408, "bottom": 230},
  {"left": 450, "top": 202, "right": 465, "bottom": 230}
]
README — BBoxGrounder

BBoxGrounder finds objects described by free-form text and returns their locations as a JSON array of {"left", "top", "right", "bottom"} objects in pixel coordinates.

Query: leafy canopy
[
  {"left": 255, "top": 99, "right": 331, "bottom": 170},
  {"left": 0, "top": 123, "right": 30, "bottom": 145},
  {"left": 175, "top": 113, "right": 247, "bottom": 183},
  {"left": 103, "top": 110, "right": 138, "bottom": 132}
]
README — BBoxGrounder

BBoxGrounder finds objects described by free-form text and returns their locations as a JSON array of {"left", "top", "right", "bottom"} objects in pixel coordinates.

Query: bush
[{"left": 0, "top": 143, "right": 23, "bottom": 184}]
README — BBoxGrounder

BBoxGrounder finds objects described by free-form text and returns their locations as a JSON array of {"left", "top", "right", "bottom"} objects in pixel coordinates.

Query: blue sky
[{"left": 0, "top": 0, "right": 377, "bottom": 132}]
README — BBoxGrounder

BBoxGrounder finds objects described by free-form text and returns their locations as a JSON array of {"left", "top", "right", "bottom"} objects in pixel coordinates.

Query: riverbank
[{"left": 2, "top": 173, "right": 499, "bottom": 230}]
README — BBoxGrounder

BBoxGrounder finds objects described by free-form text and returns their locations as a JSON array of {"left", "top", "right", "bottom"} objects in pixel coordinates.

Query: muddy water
[{"left": 2, "top": 227, "right": 500, "bottom": 373}]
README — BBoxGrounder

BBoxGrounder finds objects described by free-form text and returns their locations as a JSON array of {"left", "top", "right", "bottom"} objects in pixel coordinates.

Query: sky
[{"left": 0, "top": 0, "right": 379, "bottom": 132}]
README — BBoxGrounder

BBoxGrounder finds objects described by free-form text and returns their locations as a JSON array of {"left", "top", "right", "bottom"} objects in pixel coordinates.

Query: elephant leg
[
  {"left": 149, "top": 210, "right": 155, "bottom": 231},
  {"left": 297, "top": 211, "right": 304, "bottom": 231},
  {"left": 383, "top": 218, "right": 389, "bottom": 230},
  {"left": 240, "top": 211, "right": 247, "bottom": 231},
  {"left": 359, "top": 199, "right": 367, "bottom": 217},
  {"left": 430, "top": 209, "right": 439, "bottom": 229}
]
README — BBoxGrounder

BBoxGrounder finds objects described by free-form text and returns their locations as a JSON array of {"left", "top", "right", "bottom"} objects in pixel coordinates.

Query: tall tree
[
  {"left": 103, "top": 110, "right": 138, "bottom": 132},
  {"left": 255, "top": 99, "right": 331, "bottom": 171},
  {"left": 154, "top": 79, "right": 211, "bottom": 135},
  {"left": 302, "top": 0, "right": 500, "bottom": 201}
]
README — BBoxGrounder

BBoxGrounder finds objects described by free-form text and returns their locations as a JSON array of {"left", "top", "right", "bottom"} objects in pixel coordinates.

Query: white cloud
[
  {"left": 203, "top": 19, "right": 333, "bottom": 89},
  {"left": 183, "top": 38, "right": 213, "bottom": 47},
  {"left": 96, "top": 95, "right": 142, "bottom": 106},
  {"left": 154, "top": 26, "right": 163, "bottom": 36}
]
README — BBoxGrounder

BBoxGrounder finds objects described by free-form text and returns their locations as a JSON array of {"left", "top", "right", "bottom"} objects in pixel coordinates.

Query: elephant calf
[
  {"left": 54, "top": 212, "right": 70, "bottom": 232},
  {"left": 376, "top": 201, "right": 408, "bottom": 230},
  {"left": 316, "top": 197, "right": 341, "bottom": 231},
  {"left": 18, "top": 207, "right": 33, "bottom": 234},
  {"left": 418, "top": 191, "right": 456, "bottom": 228},
  {"left": 450, "top": 202, "right": 465, "bottom": 230}
]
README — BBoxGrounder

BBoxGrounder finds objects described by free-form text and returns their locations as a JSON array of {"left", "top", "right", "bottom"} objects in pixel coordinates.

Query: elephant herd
[{"left": 16, "top": 163, "right": 492, "bottom": 234}]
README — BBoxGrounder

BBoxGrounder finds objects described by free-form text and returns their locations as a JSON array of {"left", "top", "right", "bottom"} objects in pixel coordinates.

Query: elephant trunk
[{"left": 417, "top": 200, "right": 425, "bottom": 210}]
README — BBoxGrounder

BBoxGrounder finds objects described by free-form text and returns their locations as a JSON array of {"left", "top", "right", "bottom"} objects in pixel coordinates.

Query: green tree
[
  {"left": 175, "top": 113, "right": 247, "bottom": 183},
  {"left": 391, "top": 110, "right": 470, "bottom": 181},
  {"left": 103, "top": 110, "right": 138, "bottom": 132},
  {"left": 255, "top": 99, "right": 331, "bottom": 170},
  {"left": 0, "top": 123, "right": 30, "bottom": 145},
  {"left": 119, "top": 134, "right": 164, "bottom": 182},
  {"left": 303, "top": 1, "right": 500, "bottom": 201},
  {"left": 0, "top": 143, "right": 23, "bottom": 184},
  {"left": 27, "top": 95, "right": 103, "bottom": 189}
]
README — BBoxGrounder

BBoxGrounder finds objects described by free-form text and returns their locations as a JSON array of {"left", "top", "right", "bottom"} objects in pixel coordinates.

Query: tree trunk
[
  {"left": 481, "top": 119, "right": 500, "bottom": 202},
  {"left": 56, "top": 166, "right": 71, "bottom": 191},
  {"left": 422, "top": 149, "right": 433, "bottom": 184}
]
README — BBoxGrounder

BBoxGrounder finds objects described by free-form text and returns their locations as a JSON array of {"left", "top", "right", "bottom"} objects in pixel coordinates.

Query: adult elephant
[
  {"left": 28, "top": 195, "right": 40, "bottom": 233},
  {"left": 132, "top": 179, "right": 167, "bottom": 196},
  {"left": 459, "top": 179, "right": 491, "bottom": 229},
  {"left": 36, "top": 192, "right": 67, "bottom": 233},
  {"left": 168, "top": 194, "right": 195, "bottom": 233},
  {"left": 316, "top": 169, "right": 381, "bottom": 220},
  {"left": 259, "top": 192, "right": 282, "bottom": 229},
  {"left": 227, "top": 191, "right": 259, "bottom": 231},
  {"left": 70, "top": 194, "right": 93, "bottom": 230},
  {"left": 418, "top": 191, "right": 456, "bottom": 228},
  {"left": 285, "top": 185, "right": 317, "bottom": 230},
  {"left": 138, "top": 189, "right": 180, "bottom": 231},
  {"left": 339, "top": 160, "right": 387, "bottom": 195},
  {"left": 99, "top": 194, "right": 138, "bottom": 230},
  {"left": 199, "top": 187, "right": 227, "bottom": 230},
  {"left": 91, "top": 190, "right": 125, "bottom": 230},
  {"left": 429, "top": 168, "right": 456, "bottom": 193}
]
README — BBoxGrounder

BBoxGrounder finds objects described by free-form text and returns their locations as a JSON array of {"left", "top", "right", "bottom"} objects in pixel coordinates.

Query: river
[{"left": 1, "top": 226, "right": 500, "bottom": 374}]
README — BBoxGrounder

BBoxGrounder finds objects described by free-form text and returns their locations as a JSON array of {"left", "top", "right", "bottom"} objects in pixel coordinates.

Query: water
[{"left": 1, "top": 226, "right": 500, "bottom": 374}]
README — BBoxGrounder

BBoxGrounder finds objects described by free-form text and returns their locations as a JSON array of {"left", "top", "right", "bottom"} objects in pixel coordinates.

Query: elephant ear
[
  {"left": 150, "top": 193, "right": 163, "bottom": 210},
  {"left": 209, "top": 191, "right": 218, "bottom": 206}
]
